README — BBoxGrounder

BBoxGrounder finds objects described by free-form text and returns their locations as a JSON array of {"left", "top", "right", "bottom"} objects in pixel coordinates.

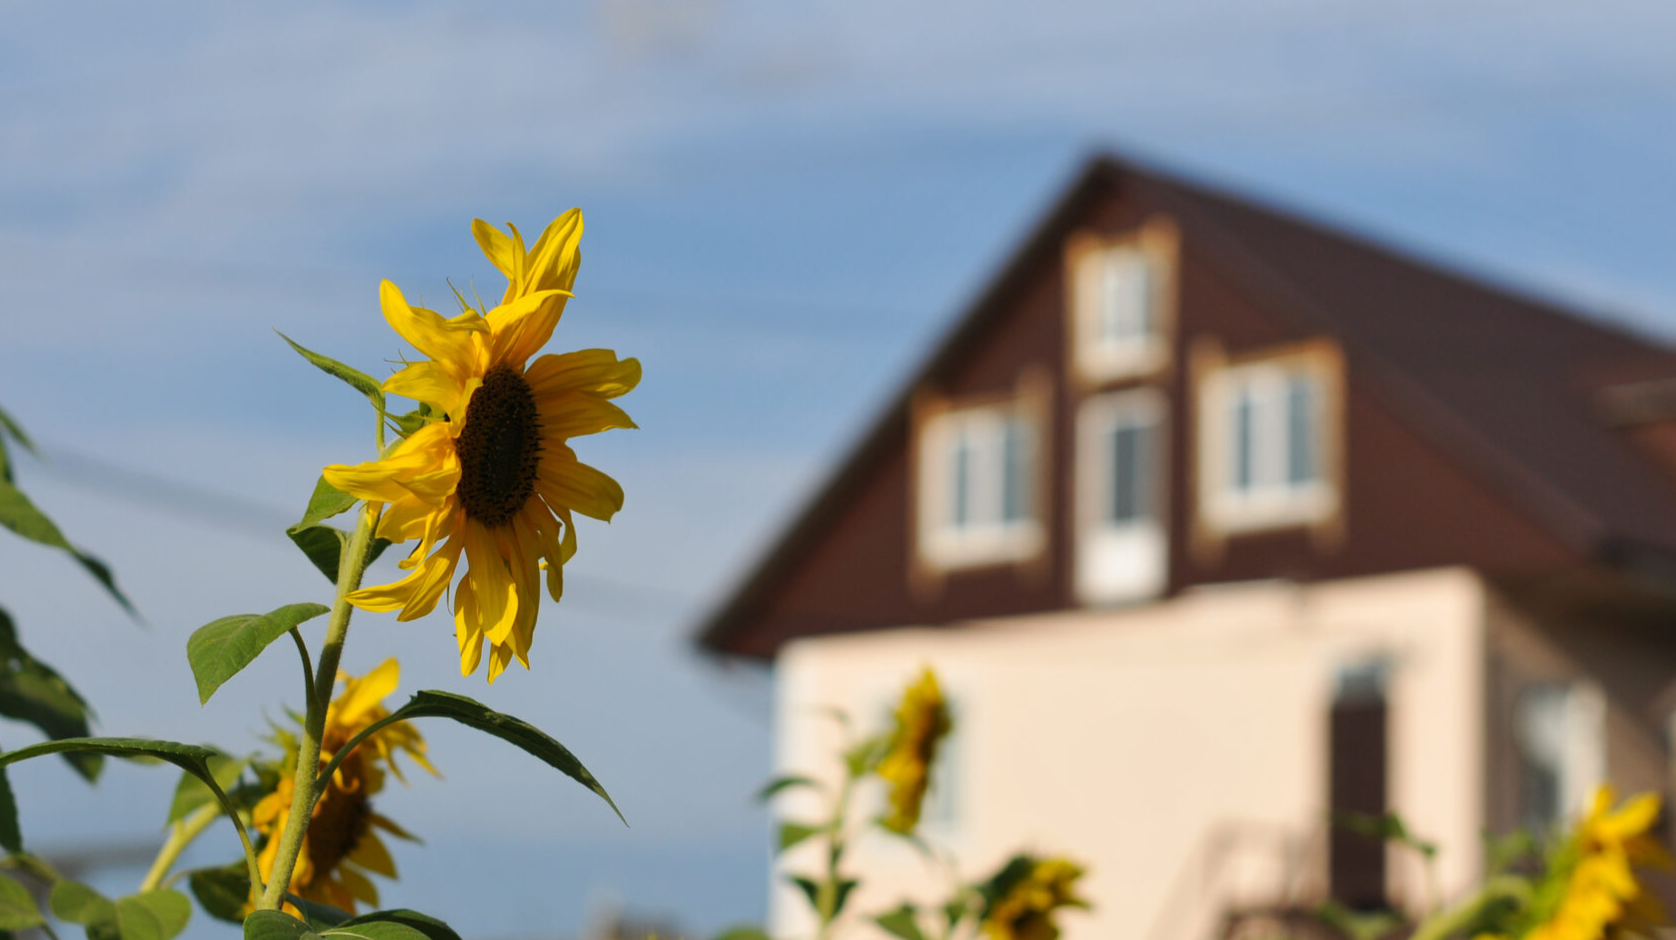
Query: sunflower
[
  {"left": 981, "top": 856, "right": 1089, "bottom": 940},
  {"left": 876, "top": 668, "right": 953, "bottom": 834},
  {"left": 253, "top": 659, "right": 435, "bottom": 914},
  {"left": 1520, "top": 787, "right": 1671, "bottom": 940},
  {"left": 323, "top": 210, "right": 640, "bottom": 681}
]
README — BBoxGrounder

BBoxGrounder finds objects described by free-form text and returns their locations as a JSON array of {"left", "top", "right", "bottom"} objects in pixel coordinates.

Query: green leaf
[
  {"left": 0, "top": 405, "right": 37, "bottom": 486},
  {"left": 124, "top": 892, "right": 190, "bottom": 940},
  {"left": 186, "top": 604, "right": 331, "bottom": 705},
  {"left": 0, "top": 606, "right": 101, "bottom": 781},
  {"left": 327, "top": 690, "right": 624, "bottom": 825},
  {"left": 277, "top": 333, "right": 384, "bottom": 412},
  {"left": 283, "top": 896, "right": 351, "bottom": 931},
  {"left": 286, "top": 525, "right": 391, "bottom": 585},
  {"left": 0, "top": 767, "right": 18, "bottom": 853},
  {"left": 0, "top": 479, "right": 133, "bottom": 615},
  {"left": 843, "top": 734, "right": 887, "bottom": 779},
  {"left": 0, "top": 738, "right": 247, "bottom": 862},
  {"left": 168, "top": 754, "right": 248, "bottom": 823},
  {"left": 789, "top": 876, "right": 819, "bottom": 911},
  {"left": 333, "top": 911, "right": 459, "bottom": 940},
  {"left": 832, "top": 879, "right": 859, "bottom": 919},
  {"left": 186, "top": 866, "right": 249, "bottom": 925},
  {"left": 296, "top": 478, "right": 358, "bottom": 530},
  {"left": 0, "top": 873, "right": 43, "bottom": 930},
  {"left": 321, "top": 922, "right": 429, "bottom": 940},
  {"left": 50, "top": 881, "right": 116, "bottom": 928},
  {"left": 709, "top": 929, "right": 772, "bottom": 940},
  {"left": 244, "top": 910, "right": 321, "bottom": 940},
  {"left": 874, "top": 905, "right": 927, "bottom": 940},
  {"left": 754, "top": 775, "right": 819, "bottom": 802},
  {"left": 777, "top": 822, "right": 821, "bottom": 854}
]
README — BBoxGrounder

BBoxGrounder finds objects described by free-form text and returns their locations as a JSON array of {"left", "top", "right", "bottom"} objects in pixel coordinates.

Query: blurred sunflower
[
  {"left": 253, "top": 659, "right": 435, "bottom": 914},
  {"left": 981, "top": 856, "right": 1089, "bottom": 940},
  {"left": 876, "top": 667, "right": 953, "bottom": 834},
  {"left": 324, "top": 210, "right": 640, "bottom": 681},
  {"left": 1518, "top": 787, "right": 1671, "bottom": 940}
]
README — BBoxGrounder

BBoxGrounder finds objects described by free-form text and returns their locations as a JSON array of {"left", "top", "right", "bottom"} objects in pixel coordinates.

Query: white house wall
[{"left": 767, "top": 566, "right": 1488, "bottom": 940}]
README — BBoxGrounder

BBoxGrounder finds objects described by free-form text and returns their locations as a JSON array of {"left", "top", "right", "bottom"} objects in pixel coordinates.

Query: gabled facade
[{"left": 697, "top": 155, "right": 1676, "bottom": 939}]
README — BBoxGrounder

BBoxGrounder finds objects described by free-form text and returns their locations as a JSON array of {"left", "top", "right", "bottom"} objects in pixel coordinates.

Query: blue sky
[{"left": 3, "top": 1, "right": 1676, "bottom": 936}]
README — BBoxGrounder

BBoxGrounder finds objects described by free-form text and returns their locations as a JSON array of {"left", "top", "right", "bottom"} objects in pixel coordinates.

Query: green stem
[
  {"left": 815, "top": 769, "right": 857, "bottom": 940},
  {"left": 256, "top": 502, "right": 379, "bottom": 911},
  {"left": 138, "top": 802, "right": 221, "bottom": 893},
  {"left": 1408, "top": 875, "right": 1530, "bottom": 940}
]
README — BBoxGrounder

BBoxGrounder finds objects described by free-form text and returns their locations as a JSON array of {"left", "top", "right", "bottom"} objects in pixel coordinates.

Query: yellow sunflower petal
[
  {"left": 486, "top": 289, "right": 570, "bottom": 368},
  {"left": 383, "top": 360, "right": 469, "bottom": 417},
  {"left": 472, "top": 219, "right": 522, "bottom": 285},
  {"left": 525, "top": 503, "right": 567, "bottom": 602},
  {"left": 486, "top": 641, "right": 515, "bottom": 684},
  {"left": 525, "top": 349, "right": 641, "bottom": 399},
  {"left": 1600, "top": 793, "right": 1662, "bottom": 841},
  {"left": 375, "top": 495, "right": 436, "bottom": 544},
  {"left": 333, "top": 866, "right": 380, "bottom": 908},
  {"left": 324, "top": 423, "right": 454, "bottom": 504},
  {"left": 346, "top": 831, "right": 397, "bottom": 878},
  {"left": 335, "top": 659, "right": 399, "bottom": 724},
  {"left": 536, "top": 393, "right": 638, "bottom": 442},
  {"left": 454, "top": 577, "right": 487, "bottom": 677},
  {"left": 396, "top": 536, "right": 463, "bottom": 622},
  {"left": 537, "top": 452, "right": 625, "bottom": 522},
  {"left": 368, "top": 812, "right": 420, "bottom": 841},
  {"left": 518, "top": 209, "right": 584, "bottom": 299},
  {"left": 463, "top": 522, "right": 519, "bottom": 645},
  {"left": 379, "top": 280, "right": 487, "bottom": 376}
]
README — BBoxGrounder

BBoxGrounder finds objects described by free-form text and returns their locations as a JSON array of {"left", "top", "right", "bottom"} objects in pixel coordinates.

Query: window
[
  {"left": 1515, "top": 682, "right": 1605, "bottom": 831},
  {"left": 1070, "top": 233, "right": 1172, "bottom": 381},
  {"left": 1200, "top": 354, "right": 1338, "bottom": 533},
  {"left": 1075, "top": 390, "right": 1167, "bottom": 604},
  {"left": 919, "top": 404, "right": 1043, "bottom": 569}
]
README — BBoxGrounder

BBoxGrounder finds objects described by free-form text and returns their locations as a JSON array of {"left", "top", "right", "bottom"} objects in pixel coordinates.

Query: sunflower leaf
[
  {"left": 243, "top": 910, "right": 322, "bottom": 940},
  {"left": 321, "top": 690, "right": 624, "bottom": 825},
  {"left": 709, "top": 928, "right": 773, "bottom": 940},
  {"left": 0, "top": 738, "right": 254, "bottom": 887},
  {"left": 284, "top": 896, "right": 351, "bottom": 931},
  {"left": 286, "top": 525, "right": 391, "bottom": 585},
  {"left": 0, "top": 479, "right": 134, "bottom": 615},
  {"left": 754, "top": 775, "right": 820, "bottom": 802},
  {"left": 276, "top": 332, "right": 385, "bottom": 413},
  {"left": 0, "top": 873, "right": 43, "bottom": 931},
  {"left": 874, "top": 905, "right": 927, "bottom": 940},
  {"left": 333, "top": 911, "right": 459, "bottom": 940},
  {"left": 49, "top": 881, "right": 115, "bottom": 928},
  {"left": 119, "top": 891, "right": 191, "bottom": 940},
  {"left": 186, "top": 604, "right": 331, "bottom": 705},
  {"left": 0, "top": 607, "right": 99, "bottom": 781},
  {"left": 168, "top": 753, "right": 248, "bottom": 822},
  {"left": 296, "top": 477, "right": 358, "bottom": 529},
  {"left": 777, "top": 821, "right": 821, "bottom": 854},
  {"left": 185, "top": 866, "right": 249, "bottom": 925},
  {"left": 0, "top": 767, "right": 18, "bottom": 853}
]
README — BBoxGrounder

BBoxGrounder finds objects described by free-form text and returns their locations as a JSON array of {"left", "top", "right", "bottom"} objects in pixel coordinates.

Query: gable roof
[{"left": 697, "top": 153, "right": 1676, "bottom": 657}]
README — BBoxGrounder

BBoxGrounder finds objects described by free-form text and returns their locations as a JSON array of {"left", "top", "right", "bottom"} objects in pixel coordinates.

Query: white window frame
[
  {"left": 1076, "top": 389, "right": 1168, "bottom": 605},
  {"left": 1514, "top": 680, "right": 1605, "bottom": 831},
  {"left": 1200, "top": 356, "right": 1337, "bottom": 533},
  {"left": 918, "top": 403, "right": 1043, "bottom": 570},
  {"left": 1069, "top": 232, "right": 1172, "bottom": 382}
]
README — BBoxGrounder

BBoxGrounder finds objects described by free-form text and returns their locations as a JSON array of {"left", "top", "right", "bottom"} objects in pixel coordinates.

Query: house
[{"left": 694, "top": 154, "right": 1676, "bottom": 939}]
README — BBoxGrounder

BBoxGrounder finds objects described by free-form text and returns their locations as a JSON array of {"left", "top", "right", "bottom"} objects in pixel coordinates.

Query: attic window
[
  {"left": 1199, "top": 347, "right": 1340, "bottom": 534},
  {"left": 918, "top": 402, "right": 1043, "bottom": 570},
  {"left": 1068, "top": 223, "right": 1174, "bottom": 382},
  {"left": 1075, "top": 389, "right": 1168, "bottom": 604}
]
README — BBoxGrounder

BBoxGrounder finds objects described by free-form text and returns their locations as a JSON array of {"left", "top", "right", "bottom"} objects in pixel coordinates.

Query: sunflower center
[
  {"left": 455, "top": 364, "right": 541, "bottom": 527},
  {"left": 305, "top": 774, "right": 373, "bottom": 880}
]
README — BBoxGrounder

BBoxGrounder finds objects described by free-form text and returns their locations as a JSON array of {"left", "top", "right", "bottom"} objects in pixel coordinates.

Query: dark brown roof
[{"left": 696, "top": 153, "right": 1676, "bottom": 656}]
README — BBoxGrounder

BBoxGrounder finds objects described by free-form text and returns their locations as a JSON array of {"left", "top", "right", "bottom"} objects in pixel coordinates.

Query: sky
[{"left": 3, "top": 1, "right": 1676, "bottom": 937}]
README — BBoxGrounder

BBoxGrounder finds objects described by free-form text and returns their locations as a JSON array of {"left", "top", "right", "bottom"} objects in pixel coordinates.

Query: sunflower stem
[
  {"left": 138, "top": 802, "right": 221, "bottom": 893},
  {"left": 257, "top": 501, "right": 380, "bottom": 911}
]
